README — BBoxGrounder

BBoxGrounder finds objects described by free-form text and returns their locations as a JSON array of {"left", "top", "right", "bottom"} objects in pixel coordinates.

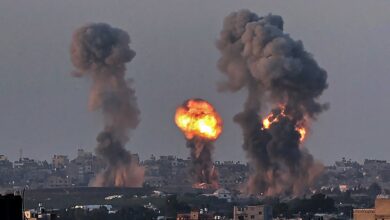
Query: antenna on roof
[{"left": 19, "top": 148, "right": 23, "bottom": 161}]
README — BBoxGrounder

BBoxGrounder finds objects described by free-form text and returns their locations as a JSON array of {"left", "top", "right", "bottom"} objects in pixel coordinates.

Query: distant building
[
  {"left": 52, "top": 155, "right": 69, "bottom": 169},
  {"left": 0, "top": 155, "right": 12, "bottom": 168},
  {"left": 0, "top": 194, "right": 22, "bottom": 220},
  {"left": 353, "top": 195, "right": 390, "bottom": 220},
  {"left": 216, "top": 161, "right": 248, "bottom": 189},
  {"left": 44, "top": 175, "right": 71, "bottom": 188},
  {"left": 66, "top": 149, "right": 105, "bottom": 186},
  {"left": 25, "top": 204, "right": 58, "bottom": 220},
  {"left": 233, "top": 205, "right": 272, "bottom": 220},
  {"left": 14, "top": 158, "right": 41, "bottom": 169},
  {"left": 177, "top": 209, "right": 214, "bottom": 220},
  {"left": 353, "top": 209, "right": 375, "bottom": 220}
]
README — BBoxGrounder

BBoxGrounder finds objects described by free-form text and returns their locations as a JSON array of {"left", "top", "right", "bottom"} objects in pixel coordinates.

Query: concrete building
[
  {"left": 52, "top": 155, "right": 69, "bottom": 169},
  {"left": 353, "top": 209, "right": 375, "bottom": 220},
  {"left": 25, "top": 204, "right": 58, "bottom": 220},
  {"left": 233, "top": 205, "right": 272, "bottom": 220},
  {"left": 177, "top": 210, "right": 214, "bottom": 220},
  {"left": 66, "top": 149, "right": 105, "bottom": 186},
  {"left": 353, "top": 195, "right": 390, "bottom": 220},
  {"left": 44, "top": 175, "right": 71, "bottom": 188},
  {"left": 0, "top": 155, "right": 12, "bottom": 168}
]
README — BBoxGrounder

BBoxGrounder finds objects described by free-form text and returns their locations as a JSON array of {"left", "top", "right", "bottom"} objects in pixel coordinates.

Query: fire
[
  {"left": 297, "top": 127, "right": 306, "bottom": 142},
  {"left": 262, "top": 106, "right": 307, "bottom": 142},
  {"left": 175, "top": 99, "right": 223, "bottom": 141}
]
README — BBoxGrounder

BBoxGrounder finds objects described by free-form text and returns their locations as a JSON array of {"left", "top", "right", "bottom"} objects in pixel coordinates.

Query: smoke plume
[
  {"left": 70, "top": 23, "right": 144, "bottom": 187},
  {"left": 187, "top": 138, "right": 219, "bottom": 189},
  {"left": 216, "top": 10, "right": 328, "bottom": 195}
]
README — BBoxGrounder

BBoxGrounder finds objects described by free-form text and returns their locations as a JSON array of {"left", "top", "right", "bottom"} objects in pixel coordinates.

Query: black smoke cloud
[
  {"left": 216, "top": 10, "right": 327, "bottom": 195},
  {"left": 70, "top": 23, "right": 144, "bottom": 187}
]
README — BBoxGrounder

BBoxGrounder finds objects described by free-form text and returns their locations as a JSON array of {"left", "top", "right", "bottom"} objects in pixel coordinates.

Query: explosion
[
  {"left": 216, "top": 10, "right": 327, "bottom": 195},
  {"left": 70, "top": 23, "right": 144, "bottom": 187},
  {"left": 175, "top": 99, "right": 223, "bottom": 189},
  {"left": 262, "top": 106, "right": 307, "bottom": 142},
  {"left": 175, "top": 99, "right": 222, "bottom": 141}
]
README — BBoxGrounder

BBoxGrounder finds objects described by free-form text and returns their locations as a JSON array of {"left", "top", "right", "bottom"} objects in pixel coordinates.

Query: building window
[{"left": 251, "top": 215, "right": 255, "bottom": 219}]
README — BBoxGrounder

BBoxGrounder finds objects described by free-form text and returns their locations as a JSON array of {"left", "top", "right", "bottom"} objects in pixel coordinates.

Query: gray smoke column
[
  {"left": 216, "top": 10, "right": 328, "bottom": 195},
  {"left": 70, "top": 23, "right": 144, "bottom": 187}
]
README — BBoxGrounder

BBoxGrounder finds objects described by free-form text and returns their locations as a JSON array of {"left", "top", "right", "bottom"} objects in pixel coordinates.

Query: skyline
[{"left": 1, "top": 0, "right": 390, "bottom": 165}]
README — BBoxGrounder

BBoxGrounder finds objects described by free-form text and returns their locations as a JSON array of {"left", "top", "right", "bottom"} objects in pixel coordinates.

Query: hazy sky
[{"left": 0, "top": 0, "right": 389, "bottom": 165}]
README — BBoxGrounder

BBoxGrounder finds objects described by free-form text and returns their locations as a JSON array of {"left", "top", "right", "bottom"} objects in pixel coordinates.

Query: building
[
  {"left": 0, "top": 194, "right": 23, "bottom": 220},
  {"left": 353, "top": 209, "right": 375, "bottom": 220},
  {"left": 66, "top": 149, "right": 105, "bottom": 186},
  {"left": 25, "top": 204, "right": 58, "bottom": 220},
  {"left": 52, "top": 155, "right": 69, "bottom": 169},
  {"left": 177, "top": 209, "right": 214, "bottom": 220},
  {"left": 0, "top": 155, "right": 9, "bottom": 161},
  {"left": 44, "top": 175, "right": 71, "bottom": 188},
  {"left": 353, "top": 195, "right": 390, "bottom": 220},
  {"left": 0, "top": 156, "right": 12, "bottom": 168},
  {"left": 14, "top": 157, "right": 41, "bottom": 169},
  {"left": 233, "top": 205, "right": 272, "bottom": 220}
]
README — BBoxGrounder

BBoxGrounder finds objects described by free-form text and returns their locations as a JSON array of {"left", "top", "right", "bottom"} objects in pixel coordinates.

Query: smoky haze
[
  {"left": 70, "top": 23, "right": 144, "bottom": 187},
  {"left": 216, "top": 10, "right": 328, "bottom": 195}
]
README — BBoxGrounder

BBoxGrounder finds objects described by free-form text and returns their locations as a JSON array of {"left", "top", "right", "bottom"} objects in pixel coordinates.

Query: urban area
[{"left": 1, "top": 150, "right": 390, "bottom": 220}]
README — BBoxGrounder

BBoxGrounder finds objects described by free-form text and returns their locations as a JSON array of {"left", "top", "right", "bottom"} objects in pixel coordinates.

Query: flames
[
  {"left": 262, "top": 106, "right": 307, "bottom": 142},
  {"left": 175, "top": 99, "right": 223, "bottom": 141}
]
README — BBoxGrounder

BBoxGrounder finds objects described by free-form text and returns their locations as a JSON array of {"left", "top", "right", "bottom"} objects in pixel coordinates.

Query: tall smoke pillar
[
  {"left": 216, "top": 10, "right": 328, "bottom": 195},
  {"left": 70, "top": 23, "right": 144, "bottom": 187}
]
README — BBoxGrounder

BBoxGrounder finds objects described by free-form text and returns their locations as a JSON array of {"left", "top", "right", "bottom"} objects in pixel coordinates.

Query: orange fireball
[
  {"left": 262, "top": 106, "right": 307, "bottom": 142},
  {"left": 175, "top": 99, "right": 222, "bottom": 141}
]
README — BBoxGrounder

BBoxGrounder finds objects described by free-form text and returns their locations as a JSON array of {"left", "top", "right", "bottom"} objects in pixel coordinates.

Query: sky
[{"left": 0, "top": 0, "right": 389, "bottom": 165}]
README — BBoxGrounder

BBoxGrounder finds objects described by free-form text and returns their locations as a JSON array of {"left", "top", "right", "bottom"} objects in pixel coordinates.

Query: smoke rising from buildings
[
  {"left": 187, "top": 139, "right": 219, "bottom": 189},
  {"left": 70, "top": 23, "right": 144, "bottom": 187},
  {"left": 216, "top": 10, "right": 328, "bottom": 195}
]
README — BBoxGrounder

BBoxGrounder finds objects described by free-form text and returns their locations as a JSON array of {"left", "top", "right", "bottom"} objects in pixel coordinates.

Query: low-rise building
[
  {"left": 233, "top": 205, "right": 272, "bottom": 220},
  {"left": 44, "top": 175, "right": 71, "bottom": 188},
  {"left": 353, "top": 195, "right": 390, "bottom": 220},
  {"left": 52, "top": 155, "right": 69, "bottom": 169},
  {"left": 177, "top": 209, "right": 214, "bottom": 220}
]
